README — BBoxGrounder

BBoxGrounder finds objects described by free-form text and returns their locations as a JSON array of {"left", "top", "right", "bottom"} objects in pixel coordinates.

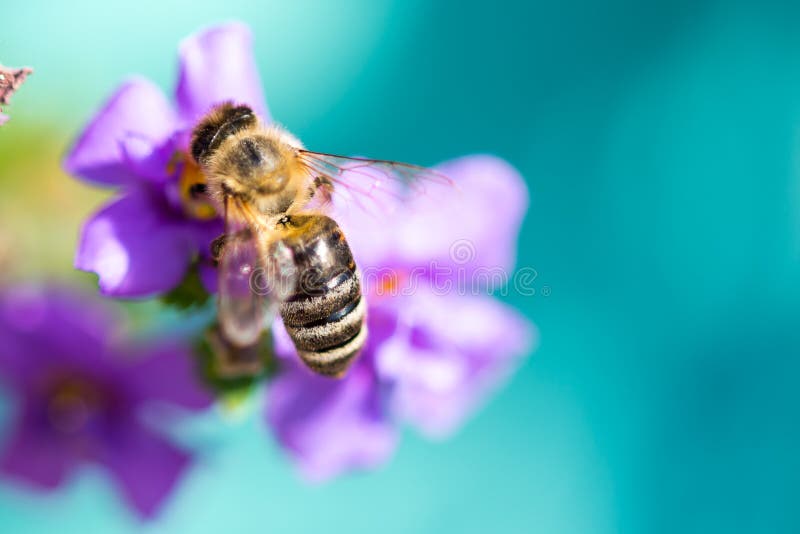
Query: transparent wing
[
  {"left": 217, "top": 201, "right": 297, "bottom": 347},
  {"left": 217, "top": 230, "right": 268, "bottom": 347},
  {"left": 296, "top": 150, "right": 454, "bottom": 217}
]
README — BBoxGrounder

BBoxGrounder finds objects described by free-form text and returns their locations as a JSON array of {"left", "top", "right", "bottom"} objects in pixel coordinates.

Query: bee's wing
[
  {"left": 217, "top": 232, "right": 265, "bottom": 347},
  {"left": 296, "top": 150, "right": 454, "bottom": 216},
  {"left": 217, "top": 203, "right": 297, "bottom": 347}
]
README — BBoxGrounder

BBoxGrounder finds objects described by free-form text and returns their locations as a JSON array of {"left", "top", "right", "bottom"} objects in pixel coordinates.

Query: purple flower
[
  {"left": 0, "top": 286, "right": 212, "bottom": 518},
  {"left": 64, "top": 22, "right": 268, "bottom": 297},
  {"left": 266, "top": 155, "right": 536, "bottom": 480}
]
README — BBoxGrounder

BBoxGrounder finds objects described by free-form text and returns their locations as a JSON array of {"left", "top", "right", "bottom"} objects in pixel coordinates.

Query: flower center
[
  {"left": 171, "top": 153, "right": 217, "bottom": 220},
  {"left": 370, "top": 269, "right": 408, "bottom": 298},
  {"left": 46, "top": 377, "right": 104, "bottom": 435},
  {"left": 377, "top": 273, "right": 399, "bottom": 295}
]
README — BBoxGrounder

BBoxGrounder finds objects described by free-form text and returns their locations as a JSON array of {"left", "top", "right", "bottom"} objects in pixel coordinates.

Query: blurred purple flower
[
  {"left": 64, "top": 22, "right": 268, "bottom": 297},
  {"left": 266, "top": 155, "right": 536, "bottom": 481},
  {"left": 0, "top": 286, "right": 212, "bottom": 518}
]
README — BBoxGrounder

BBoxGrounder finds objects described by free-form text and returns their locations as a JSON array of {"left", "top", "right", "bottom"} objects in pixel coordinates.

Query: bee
[{"left": 190, "top": 102, "right": 448, "bottom": 378}]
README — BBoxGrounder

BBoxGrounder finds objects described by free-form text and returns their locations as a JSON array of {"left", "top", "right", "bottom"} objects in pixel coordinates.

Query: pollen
[
  {"left": 376, "top": 270, "right": 405, "bottom": 297},
  {"left": 176, "top": 154, "right": 217, "bottom": 220}
]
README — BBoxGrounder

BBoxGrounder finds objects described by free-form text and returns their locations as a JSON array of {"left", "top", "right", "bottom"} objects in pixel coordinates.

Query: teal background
[{"left": 2, "top": 0, "right": 800, "bottom": 532}]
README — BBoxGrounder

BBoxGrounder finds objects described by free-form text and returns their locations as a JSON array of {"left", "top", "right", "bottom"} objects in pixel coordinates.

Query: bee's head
[
  {"left": 190, "top": 102, "right": 258, "bottom": 165},
  {"left": 191, "top": 102, "right": 299, "bottom": 215}
]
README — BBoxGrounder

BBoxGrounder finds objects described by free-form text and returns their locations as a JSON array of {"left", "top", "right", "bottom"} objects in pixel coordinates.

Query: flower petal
[
  {"left": 0, "top": 311, "right": 38, "bottom": 384},
  {"left": 175, "top": 22, "right": 269, "bottom": 125},
  {"left": 266, "top": 322, "right": 396, "bottom": 481},
  {"left": 119, "top": 133, "right": 177, "bottom": 183},
  {"left": 126, "top": 342, "right": 212, "bottom": 411},
  {"left": 0, "top": 408, "right": 73, "bottom": 490},
  {"left": 270, "top": 318, "right": 300, "bottom": 361},
  {"left": 374, "top": 291, "right": 535, "bottom": 437},
  {"left": 406, "top": 155, "right": 528, "bottom": 273},
  {"left": 100, "top": 421, "right": 191, "bottom": 519},
  {"left": 197, "top": 259, "right": 218, "bottom": 294},
  {"left": 75, "top": 187, "right": 197, "bottom": 297},
  {"left": 0, "top": 286, "right": 120, "bottom": 383},
  {"left": 339, "top": 155, "right": 528, "bottom": 285},
  {"left": 189, "top": 218, "right": 224, "bottom": 260},
  {"left": 64, "top": 78, "right": 178, "bottom": 186}
]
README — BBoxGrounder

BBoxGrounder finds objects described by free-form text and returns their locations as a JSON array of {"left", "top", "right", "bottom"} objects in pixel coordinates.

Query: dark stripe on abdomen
[{"left": 280, "top": 270, "right": 366, "bottom": 377}]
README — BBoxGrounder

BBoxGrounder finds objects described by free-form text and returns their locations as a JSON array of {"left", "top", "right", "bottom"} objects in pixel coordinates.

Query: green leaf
[
  {"left": 194, "top": 324, "right": 278, "bottom": 398},
  {"left": 161, "top": 262, "right": 211, "bottom": 311}
]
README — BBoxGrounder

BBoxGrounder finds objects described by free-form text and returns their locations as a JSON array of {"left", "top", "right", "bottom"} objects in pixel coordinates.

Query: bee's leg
[
  {"left": 210, "top": 234, "right": 228, "bottom": 265},
  {"left": 211, "top": 229, "right": 255, "bottom": 266},
  {"left": 309, "top": 175, "right": 334, "bottom": 204}
]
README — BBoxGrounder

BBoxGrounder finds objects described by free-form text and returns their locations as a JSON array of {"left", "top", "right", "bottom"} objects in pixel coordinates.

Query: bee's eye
[{"left": 189, "top": 183, "right": 208, "bottom": 197}]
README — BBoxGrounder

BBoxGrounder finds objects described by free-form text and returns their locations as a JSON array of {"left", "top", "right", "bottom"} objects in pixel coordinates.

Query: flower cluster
[
  {"left": 0, "top": 21, "right": 536, "bottom": 518},
  {"left": 0, "top": 286, "right": 211, "bottom": 518}
]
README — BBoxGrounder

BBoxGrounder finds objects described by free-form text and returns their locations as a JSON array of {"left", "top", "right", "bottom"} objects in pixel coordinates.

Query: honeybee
[{"left": 190, "top": 103, "right": 448, "bottom": 378}]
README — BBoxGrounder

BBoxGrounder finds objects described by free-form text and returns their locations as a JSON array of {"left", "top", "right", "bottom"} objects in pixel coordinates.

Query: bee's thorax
[{"left": 207, "top": 132, "right": 305, "bottom": 216}]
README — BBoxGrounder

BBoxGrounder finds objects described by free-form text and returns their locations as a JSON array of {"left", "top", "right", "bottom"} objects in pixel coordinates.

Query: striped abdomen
[{"left": 278, "top": 215, "right": 366, "bottom": 377}]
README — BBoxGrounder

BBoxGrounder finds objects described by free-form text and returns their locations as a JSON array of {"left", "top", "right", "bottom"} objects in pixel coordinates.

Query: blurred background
[{"left": 2, "top": 0, "right": 800, "bottom": 532}]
